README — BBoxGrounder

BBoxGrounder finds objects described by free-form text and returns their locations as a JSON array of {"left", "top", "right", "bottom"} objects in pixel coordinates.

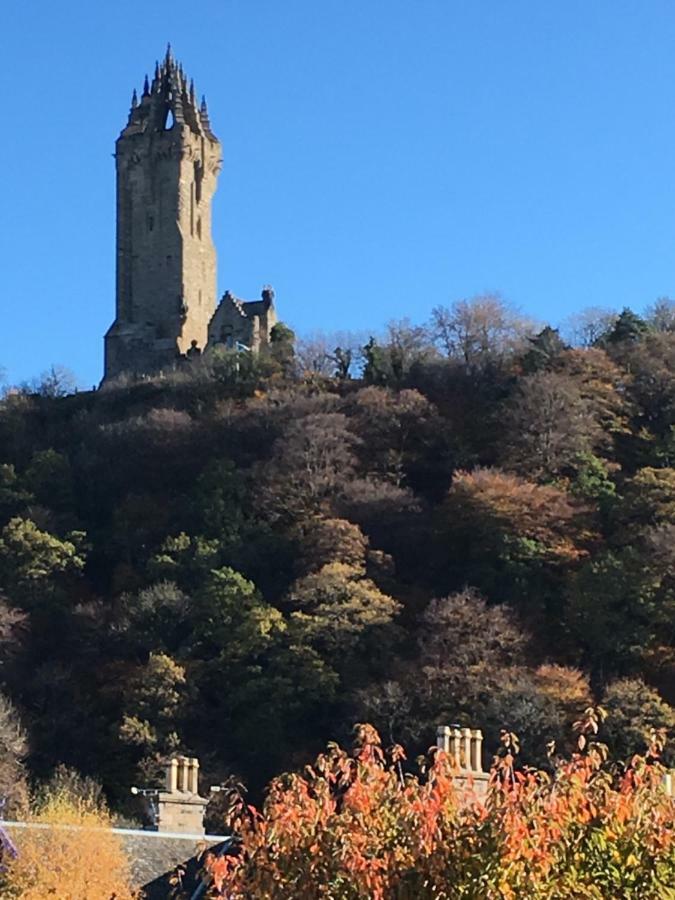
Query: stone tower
[{"left": 104, "top": 46, "right": 222, "bottom": 381}]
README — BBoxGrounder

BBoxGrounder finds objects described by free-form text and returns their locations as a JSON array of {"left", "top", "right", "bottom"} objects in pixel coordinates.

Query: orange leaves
[
  {"left": 201, "top": 725, "right": 675, "bottom": 899},
  {"left": 445, "top": 467, "right": 594, "bottom": 564},
  {"left": 204, "top": 853, "right": 240, "bottom": 894}
]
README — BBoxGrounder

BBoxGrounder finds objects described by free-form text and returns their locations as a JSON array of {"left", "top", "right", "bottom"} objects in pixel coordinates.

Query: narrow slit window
[{"left": 194, "top": 161, "right": 203, "bottom": 203}]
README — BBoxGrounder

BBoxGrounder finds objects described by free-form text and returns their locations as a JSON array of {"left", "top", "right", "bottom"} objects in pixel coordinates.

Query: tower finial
[
  {"left": 143, "top": 74, "right": 150, "bottom": 96},
  {"left": 131, "top": 88, "right": 138, "bottom": 109},
  {"left": 189, "top": 78, "right": 195, "bottom": 104},
  {"left": 166, "top": 42, "right": 172, "bottom": 63}
]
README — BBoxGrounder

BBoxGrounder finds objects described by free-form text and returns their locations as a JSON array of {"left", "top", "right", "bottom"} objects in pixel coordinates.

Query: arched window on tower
[{"left": 163, "top": 107, "right": 175, "bottom": 130}]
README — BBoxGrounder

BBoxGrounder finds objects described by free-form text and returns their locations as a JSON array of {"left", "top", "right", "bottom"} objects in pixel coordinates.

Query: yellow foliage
[
  {"left": 534, "top": 664, "right": 593, "bottom": 713},
  {"left": 2, "top": 790, "right": 138, "bottom": 900}
]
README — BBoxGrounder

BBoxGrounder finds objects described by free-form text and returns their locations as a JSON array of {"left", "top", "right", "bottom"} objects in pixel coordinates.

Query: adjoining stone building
[
  {"left": 104, "top": 47, "right": 277, "bottom": 382},
  {"left": 208, "top": 286, "right": 278, "bottom": 352}
]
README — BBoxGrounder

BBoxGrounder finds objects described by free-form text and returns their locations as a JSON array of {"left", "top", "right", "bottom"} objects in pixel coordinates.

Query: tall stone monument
[{"left": 104, "top": 46, "right": 222, "bottom": 380}]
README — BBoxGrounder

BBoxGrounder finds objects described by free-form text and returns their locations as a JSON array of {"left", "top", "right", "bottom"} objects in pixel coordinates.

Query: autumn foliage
[
  {"left": 203, "top": 719, "right": 675, "bottom": 899},
  {"left": 2, "top": 298, "right": 675, "bottom": 809},
  {"left": 0, "top": 785, "right": 137, "bottom": 900}
]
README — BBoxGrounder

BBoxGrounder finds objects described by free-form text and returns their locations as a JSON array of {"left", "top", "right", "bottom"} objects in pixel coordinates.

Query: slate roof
[{"left": 1, "top": 821, "right": 231, "bottom": 898}]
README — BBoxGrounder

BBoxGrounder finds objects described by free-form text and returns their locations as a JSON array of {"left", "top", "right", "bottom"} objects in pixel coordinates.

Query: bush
[
  {"left": 1, "top": 778, "right": 136, "bottom": 899},
  {"left": 603, "top": 678, "right": 675, "bottom": 766},
  {"left": 203, "top": 720, "right": 675, "bottom": 899}
]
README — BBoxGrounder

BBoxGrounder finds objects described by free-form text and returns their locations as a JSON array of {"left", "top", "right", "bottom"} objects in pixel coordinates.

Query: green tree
[
  {"left": 192, "top": 567, "right": 285, "bottom": 661},
  {"left": 269, "top": 322, "right": 296, "bottom": 375},
  {"left": 615, "top": 333, "right": 675, "bottom": 466},
  {"left": 569, "top": 452, "right": 617, "bottom": 514},
  {"left": 362, "top": 336, "right": 391, "bottom": 385},
  {"left": 24, "top": 449, "right": 74, "bottom": 513},
  {"left": 0, "top": 517, "right": 85, "bottom": 603},
  {"left": 602, "top": 677, "right": 675, "bottom": 765},
  {"left": 118, "top": 652, "right": 187, "bottom": 762},
  {"left": 149, "top": 532, "right": 221, "bottom": 587},
  {"left": 116, "top": 581, "right": 192, "bottom": 654},
  {"left": 603, "top": 307, "right": 648, "bottom": 346},
  {"left": 287, "top": 562, "right": 400, "bottom": 654},
  {"left": 0, "top": 464, "right": 32, "bottom": 521},
  {"left": 520, "top": 326, "right": 568, "bottom": 373},
  {"left": 620, "top": 466, "right": 675, "bottom": 529},
  {"left": 564, "top": 549, "right": 665, "bottom": 676}
]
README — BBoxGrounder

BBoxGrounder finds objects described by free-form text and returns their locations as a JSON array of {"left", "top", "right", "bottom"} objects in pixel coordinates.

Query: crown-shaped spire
[{"left": 121, "top": 47, "right": 218, "bottom": 142}]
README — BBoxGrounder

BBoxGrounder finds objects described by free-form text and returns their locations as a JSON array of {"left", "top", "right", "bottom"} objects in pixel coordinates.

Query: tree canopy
[{"left": 0, "top": 298, "right": 673, "bottom": 806}]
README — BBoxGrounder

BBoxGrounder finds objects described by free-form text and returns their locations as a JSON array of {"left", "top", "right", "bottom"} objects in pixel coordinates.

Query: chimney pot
[
  {"left": 178, "top": 755, "right": 190, "bottom": 792},
  {"left": 188, "top": 757, "right": 199, "bottom": 794},
  {"left": 471, "top": 729, "right": 484, "bottom": 772},
  {"left": 436, "top": 726, "right": 450, "bottom": 753},
  {"left": 166, "top": 758, "right": 179, "bottom": 793},
  {"left": 461, "top": 728, "right": 472, "bottom": 770}
]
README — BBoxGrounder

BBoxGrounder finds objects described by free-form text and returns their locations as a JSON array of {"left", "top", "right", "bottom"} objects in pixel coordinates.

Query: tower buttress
[{"left": 104, "top": 49, "right": 222, "bottom": 381}]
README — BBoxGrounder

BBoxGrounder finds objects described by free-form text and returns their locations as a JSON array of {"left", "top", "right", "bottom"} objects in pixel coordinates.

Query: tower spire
[
  {"left": 143, "top": 74, "right": 150, "bottom": 96},
  {"left": 198, "top": 94, "right": 215, "bottom": 140}
]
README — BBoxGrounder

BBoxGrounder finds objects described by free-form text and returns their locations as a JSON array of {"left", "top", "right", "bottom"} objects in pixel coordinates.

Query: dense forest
[{"left": 0, "top": 295, "right": 674, "bottom": 820}]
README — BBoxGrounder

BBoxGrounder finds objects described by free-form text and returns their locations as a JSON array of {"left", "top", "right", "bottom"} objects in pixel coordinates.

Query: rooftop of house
[{"left": 1, "top": 820, "right": 232, "bottom": 897}]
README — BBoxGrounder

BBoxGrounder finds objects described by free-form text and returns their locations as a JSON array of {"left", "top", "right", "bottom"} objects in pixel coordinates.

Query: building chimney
[
  {"left": 436, "top": 724, "right": 489, "bottom": 796},
  {"left": 157, "top": 756, "right": 208, "bottom": 835}
]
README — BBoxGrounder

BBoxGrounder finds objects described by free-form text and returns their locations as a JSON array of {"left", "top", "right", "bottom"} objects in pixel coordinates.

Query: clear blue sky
[{"left": 2, "top": 0, "right": 675, "bottom": 386}]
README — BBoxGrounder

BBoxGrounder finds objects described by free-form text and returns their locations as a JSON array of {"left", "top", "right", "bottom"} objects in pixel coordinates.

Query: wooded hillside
[{"left": 0, "top": 297, "right": 674, "bottom": 812}]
